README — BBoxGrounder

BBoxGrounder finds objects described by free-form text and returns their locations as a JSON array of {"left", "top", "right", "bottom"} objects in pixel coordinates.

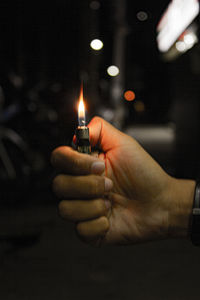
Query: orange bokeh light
[{"left": 124, "top": 90, "right": 136, "bottom": 101}]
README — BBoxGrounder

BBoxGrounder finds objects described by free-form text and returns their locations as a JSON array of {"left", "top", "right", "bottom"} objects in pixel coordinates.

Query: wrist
[{"left": 167, "top": 177, "right": 195, "bottom": 238}]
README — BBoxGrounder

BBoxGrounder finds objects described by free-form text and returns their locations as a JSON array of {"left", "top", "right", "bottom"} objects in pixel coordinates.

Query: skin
[{"left": 51, "top": 116, "right": 195, "bottom": 246}]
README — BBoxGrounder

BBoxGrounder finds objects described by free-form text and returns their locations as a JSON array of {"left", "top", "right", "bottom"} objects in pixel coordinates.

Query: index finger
[{"left": 51, "top": 146, "right": 105, "bottom": 175}]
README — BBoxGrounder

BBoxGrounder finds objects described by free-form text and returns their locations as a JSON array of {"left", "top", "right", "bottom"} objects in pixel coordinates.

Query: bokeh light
[
  {"left": 90, "top": 1, "right": 100, "bottom": 10},
  {"left": 124, "top": 90, "right": 136, "bottom": 101},
  {"left": 90, "top": 39, "right": 104, "bottom": 50},
  {"left": 107, "top": 65, "right": 120, "bottom": 77},
  {"left": 136, "top": 11, "right": 148, "bottom": 21},
  {"left": 175, "top": 41, "right": 186, "bottom": 52},
  {"left": 184, "top": 33, "right": 195, "bottom": 46},
  {"left": 134, "top": 101, "right": 145, "bottom": 112}
]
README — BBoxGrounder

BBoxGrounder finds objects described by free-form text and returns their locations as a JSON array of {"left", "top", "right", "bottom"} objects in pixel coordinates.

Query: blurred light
[
  {"left": 184, "top": 32, "right": 197, "bottom": 48},
  {"left": 136, "top": 11, "right": 148, "bottom": 21},
  {"left": 134, "top": 101, "right": 145, "bottom": 113},
  {"left": 9, "top": 72, "right": 23, "bottom": 88},
  {"left": 157, "top": 0, "right": 199, "bottom": 52},
  {"left": 28, "top": 102, "right": 37, "bottom": 112},
  {"left": 50, "top": 83, "right": 62, "bottom": 93},
  {"left": 107, "top": 65, "right": 119, "bottom": 77},
  {"left": 99, "top": 108, "right": 115, "bottom": 122},
  {"left": 176, "top": 41, "right": 186, "bottom": 52},
  {"left": 175, "top": 30, "right": 198, "bottom": 53},
  {"left": 90, "top": 1, "right": 100, "bottom": 10},
  {"left": 48, "top": 110, "right": 58, "bottom": 122},
  {"left": 125, "top": 125, "right": 175, "bottom": 146},
  {"left": 90, "top": 39, "right": 103, "bottom": 50},
  {"left": 124, "top": 90, "right": 136, "bottom": 101}
]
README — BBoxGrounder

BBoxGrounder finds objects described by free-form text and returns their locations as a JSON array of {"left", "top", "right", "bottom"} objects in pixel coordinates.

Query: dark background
[{"left": 0, "top": 1, "right": 200, "bottom": 299}]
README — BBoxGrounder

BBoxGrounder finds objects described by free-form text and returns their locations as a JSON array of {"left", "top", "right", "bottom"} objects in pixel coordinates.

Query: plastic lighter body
[{"left": 75, "top": 126, "right": 91, "bottom": 154}]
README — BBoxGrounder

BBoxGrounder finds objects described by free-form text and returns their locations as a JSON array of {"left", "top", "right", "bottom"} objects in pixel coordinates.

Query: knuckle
[
  {"left": 92, "top": 116, "right": 101, "bottom": 124},
  {"left": 71, "top": 153, "right": 89, "bottom": 175},
  {"left": 76, "top": 222, "right": 86, "bottom": 237},
  {"left": 100, "top": 216, "right": 109, "bottom": 233},
  {"left": 52, "top": 175, "right": 64, "bottom": 197},
  {"left": 51, "top": 149, "right": 59, "bottom": 167},
  {"left": 51, "top": 147, "right": 63, "bottom": 167},
  {"left": 90, "top": 176, "right": 104, "bottom": 197},
  {"left": 58, "top": 200, "right": 67, "bottom": 217},
  {"left": 71, "top": 154, "right": 79, "bottom": 170},
  {"left": 94, "top": 199, "right": 107, "bottom": 216},
  {"left": 71, "top": 153, "right": 90, "bottom": 175},
  {"left": 58, "top": 201, "right": 73, "bottom": 220}
]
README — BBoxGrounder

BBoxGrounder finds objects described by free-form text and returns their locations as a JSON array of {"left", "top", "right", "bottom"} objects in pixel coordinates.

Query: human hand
[{"left": 51, "top": 117, "right": 195, "bottom": 245}]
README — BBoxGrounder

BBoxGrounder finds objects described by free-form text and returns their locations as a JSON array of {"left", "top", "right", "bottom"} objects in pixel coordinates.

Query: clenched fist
[{"left": 51, "top": 117, "right": 195, "bottom": 246}]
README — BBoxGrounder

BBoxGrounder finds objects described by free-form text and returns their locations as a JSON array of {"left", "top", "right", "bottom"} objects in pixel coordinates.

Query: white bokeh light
[
  {"left": 157, "top": 0, "right": 199, "bottom": 52},
  {"left": 176, "top": 41, "right": 186, "bottom": 52},
  {"left": 184, "top": 33, "right": 195, "bottom": 45},
  {"left": 107, "top": 65, "right": 120, "bottom": 76},
  {"left": 137, "top": 11, "right": 148, "bottom": 21},
  {"left": 90, "top": 39, "right": 104, "bottom": 50},
  {"left": 90, "top": 1, "right": 100, "bottom": 10},
  {"left": 183, "top": 32, "right": 197, "bottom": 49}
]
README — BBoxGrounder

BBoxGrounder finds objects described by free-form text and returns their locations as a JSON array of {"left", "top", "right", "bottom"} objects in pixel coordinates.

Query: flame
[
  {"left": 78, "top": 88, "right": 85, "bottom": 116},
  {"left": 78, "top": 85, "right": 85, "bottom": 126}
]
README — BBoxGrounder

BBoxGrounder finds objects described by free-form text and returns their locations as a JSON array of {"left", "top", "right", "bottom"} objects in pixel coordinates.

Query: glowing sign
[{"left": 157, "top": 0, "right": 199, "bottom": 52}]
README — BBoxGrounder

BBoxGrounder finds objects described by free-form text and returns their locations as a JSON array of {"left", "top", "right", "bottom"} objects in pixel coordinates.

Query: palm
[{"left": 100, "top": 137, "right": 169, "bottom": 245}]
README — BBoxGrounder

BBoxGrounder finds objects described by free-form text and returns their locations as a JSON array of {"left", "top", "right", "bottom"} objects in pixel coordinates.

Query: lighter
[{"left": 75, "top": 86, "right": 91, "bottom": 154}]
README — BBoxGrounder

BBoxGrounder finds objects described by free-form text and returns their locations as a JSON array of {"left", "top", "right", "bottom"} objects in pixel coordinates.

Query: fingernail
[
  {"left": 104, "top": 199, "right": 111, "bottom": 209},
  {"left": 105, "top": 177, "right": 113, "bottom": 192},
  {"left": 91, "top": 161, "right": 105, "bottom": 174}
]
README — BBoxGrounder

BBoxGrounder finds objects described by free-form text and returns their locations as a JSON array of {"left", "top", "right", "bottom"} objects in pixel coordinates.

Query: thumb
[{"left": 88, "top": 116, "right": 125, "bottom": 152}]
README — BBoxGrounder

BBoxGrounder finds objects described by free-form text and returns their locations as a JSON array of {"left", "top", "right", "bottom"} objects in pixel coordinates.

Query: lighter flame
[{"left": 78, "top": 86, "right": 86, "bottom": 126}]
